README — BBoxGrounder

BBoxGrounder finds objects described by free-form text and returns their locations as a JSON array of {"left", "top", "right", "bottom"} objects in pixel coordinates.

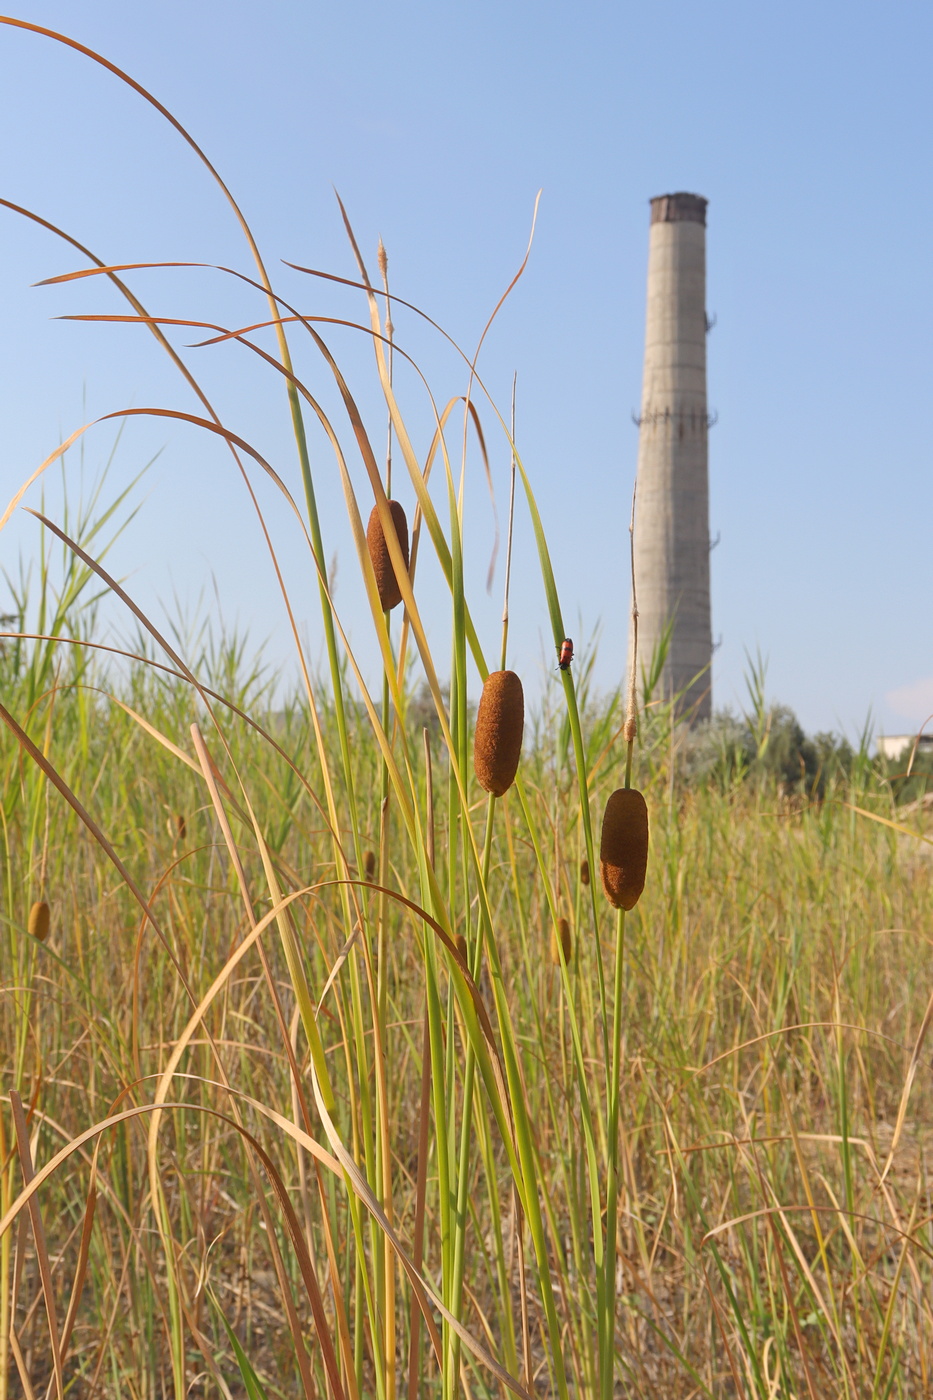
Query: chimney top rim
[{"left": 650, "top": 192, "right": 707, "bottom": 226}]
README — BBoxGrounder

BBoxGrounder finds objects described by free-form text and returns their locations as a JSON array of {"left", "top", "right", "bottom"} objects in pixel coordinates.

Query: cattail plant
[
  {"left": 599, "top": 788, "right": 649, "bottom": 910},
  {"left": 550, "top": 916, "right": 572, "bottom": 965},
  {"left": 363, "top": 849, "right": 376, "bottom": 880},
  {"left": 580, "top": 857, "right": 590, "bottom": 886},
  {"left": 473, "top": 669, "right": 524, "bottom": 797},
  {"left": 366, "top": 500, "right": 409, "bottom": 611},
  {"left": 597, "top": 481, "right": 649, "bottom": 911},
  {"left": 27, "top": 900, "right": 50, "bottom": 942}
]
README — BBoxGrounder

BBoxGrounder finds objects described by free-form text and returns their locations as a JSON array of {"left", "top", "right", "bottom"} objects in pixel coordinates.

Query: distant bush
[{"left": 678, "top": 706, "right": 855, "bottom": 797}]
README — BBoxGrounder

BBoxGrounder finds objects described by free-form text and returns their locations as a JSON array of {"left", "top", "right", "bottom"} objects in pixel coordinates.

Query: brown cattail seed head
[
  {"left": 455, "top": 932, "right": 468, "bottom": 961},
  {"left": 550, "top": 918, "right": 573, "bottom": 965},
  {"left": 473, "top": 670, "right": 524, "bottom": 797},
  {"left": 580, "top": 857, "right": 590, "bottom": 886},
  {"left": 367, "top": 501, "right": 410, "bottom": 612},
  {"left": 363, "top": 850, "right": 376, "bottom": 880},
  {"left": 600, "top": 788, "right": 649, "bottom": 910},
  {"left": 28, "top": 901, "right": 50, "bottom": 942}
]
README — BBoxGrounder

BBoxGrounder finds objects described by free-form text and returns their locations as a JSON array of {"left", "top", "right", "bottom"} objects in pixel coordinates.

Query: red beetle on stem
[{"left": 558, "top": 638, "right": 574, "bottom": 672}]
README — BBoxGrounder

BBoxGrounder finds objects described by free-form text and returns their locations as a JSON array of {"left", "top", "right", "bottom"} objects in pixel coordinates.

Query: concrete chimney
[{"left": 632, "top": 191, "right": 712, "bottom": 720}]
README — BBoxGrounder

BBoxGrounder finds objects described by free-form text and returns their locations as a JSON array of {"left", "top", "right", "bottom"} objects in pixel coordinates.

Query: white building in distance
[{"left": 876, "top": 734, "right": 933, "bottom": 762}]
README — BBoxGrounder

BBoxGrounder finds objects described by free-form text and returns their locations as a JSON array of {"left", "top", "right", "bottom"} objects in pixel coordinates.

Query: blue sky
[{"left": 1, "top": 1, "right": 931, "bottom": 739}]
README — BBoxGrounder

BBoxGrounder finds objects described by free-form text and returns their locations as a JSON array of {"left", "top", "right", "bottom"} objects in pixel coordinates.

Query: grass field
[
  {"left": 4, "top": 522, "right": 933, "bottom": 1400},
  {"left": 4, "top": 18, "right": 933, "bottom": 1398}
]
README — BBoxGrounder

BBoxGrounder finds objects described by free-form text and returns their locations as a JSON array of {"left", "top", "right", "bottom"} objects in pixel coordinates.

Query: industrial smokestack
[{"left": 632, "top": 191, "right": 712, "bottom": 721}]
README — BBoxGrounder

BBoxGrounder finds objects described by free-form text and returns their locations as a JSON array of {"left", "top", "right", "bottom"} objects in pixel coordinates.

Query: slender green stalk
[{"left": 601, "top": 903, "right": 627, "bottom": 1400}]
